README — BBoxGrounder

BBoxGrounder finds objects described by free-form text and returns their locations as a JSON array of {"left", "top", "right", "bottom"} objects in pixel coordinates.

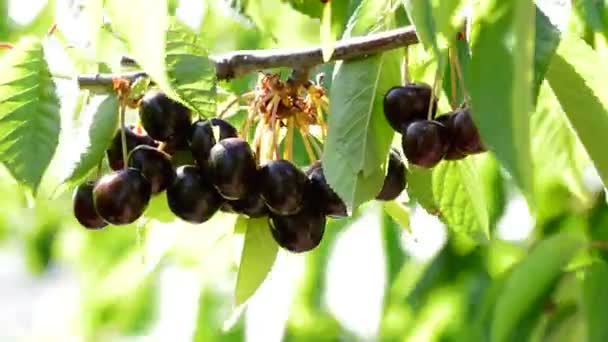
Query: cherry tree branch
[{"left": 77, "top": 25, "right": 418, "bottom": 90}]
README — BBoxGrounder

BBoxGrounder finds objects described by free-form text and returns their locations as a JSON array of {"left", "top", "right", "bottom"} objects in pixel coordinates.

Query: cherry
[
  {"left": 127, "top": 145, "right": 175, "bottom": 194},
  {"left": 93, "top": 169, "right": 151, "bottom": 225},
  {"left": 139, "top": 91, "right": 192, "bottom": 147},
  {"left": 270, "top": 204, "right": 326, "bottom": 253},
  {"left": 383, "top": 83, "right": 437, "bottom": 132},
  {"left": 106, "top": 125, "right": 158, "bottom": 170},
  {"left": 306, "top": 162, "right": 347, "bottom": 218},
  {"left": 208, "top": 137, "right": 257, "bottom": 200},
  {"left": 376, "top": 148, "right": 407, "bottom": 201},
  {"left": 190, "top": 118, "right": 238, "bottom": 167},
  {"left": 259, "top": 160, "right": 308, "bottom": 216},
  {"left": 223, "top": 191, "right": 268, "bottom": 218},
  {"left": 167, "top": 165, "right": 223, "bottom": 223},
  {"left": 402, "top": 120, "right": 448, "bottom": 168},
  {"left": 449, "top": 108, "right": 485, "bottom": 155},
  {"left": 73, "top": 181, "right": 107, "bottom": 229},
  {"left": 435, "top": 114, "right": 467, "bottom": 161}
]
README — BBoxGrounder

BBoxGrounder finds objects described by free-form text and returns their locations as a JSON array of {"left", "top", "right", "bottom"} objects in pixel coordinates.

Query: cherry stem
[
  {"left": 119, "top": 102, "right": 128, "bottom": 170},
  {"left": 449, "top": 48, "right": 457, "bottom": 110},
  {"left": 451, "top": 47, "right": 471, "bottom": 104},
  {"left": 0, "top": 42, "right": 14, "bottom": 50},
  {"left": 47, "top": 23, "right": 58, "bottom": 37},
  {"left": 428, "top": 64, "right": 442, "bottom": 121},
  {"left": 284, "top": 117, "right": 294, "bottom": 161},
  {"left": 308, "top": 133, "right": 323, "bottom": 159},
  {"left": 300, "top": 129, "right": 318, "bottom": 163},
  {"left": 401, "top": 47, "right": 410, "bottom": 85}
]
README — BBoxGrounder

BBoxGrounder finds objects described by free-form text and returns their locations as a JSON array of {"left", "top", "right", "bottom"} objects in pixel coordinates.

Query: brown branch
[{"left": 77, "top": 26, "right": 418, "bottom": 90}]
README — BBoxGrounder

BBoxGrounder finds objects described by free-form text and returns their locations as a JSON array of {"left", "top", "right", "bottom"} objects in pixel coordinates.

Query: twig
[{"left": 77, "top": 26, "right": 419, "bottom": 89}]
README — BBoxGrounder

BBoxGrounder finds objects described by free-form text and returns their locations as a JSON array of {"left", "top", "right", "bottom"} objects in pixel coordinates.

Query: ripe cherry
[
  {"left": 383, "top": 83, "right": 437, "bottom": 132},
  {"left": 167, "top": 165, "right": 223, "bottom": 223},
  {"left": 449, "top": 108, "right": 485, "bottom": 155},
  {"left": 223, "top": 192, "right": 268, "bottom": 218},
  {"left": 139, "top": 91, "right": 192, "bottom": 147},
  {"left": 306, "top": 162, "right": 347, "bottom": 218},
  {"left": 128, "top": 145, "right": 175, "bottom": 194},
  {"left": 208, "top": 138, "right": 257, "bottom": 200},
  {"left": 259, "top": 160, "right": 308, "bottom": 216},
  {"left": 73, "top": 181, "right": 107, "bottom": 229},
  {"left": 190, "top": 118, "right": 238, "bottom": 167},
  {"left": 270, "top": 204, "right": 326, "bottom": 253},
  {"left": 93, "top": 169, "right": 151, "bottom": 225},
  {"left": 106, "top": 125, "right": 158, "bottom": 170},
  {"left": 376, "top": 148, "right": 407, "bottom": 201},
  {"left": 435, "top": 114, "right": 467, "bottom": 161},
  {"left": 402, "top": 120, "right": 448, "bottom": 168}
]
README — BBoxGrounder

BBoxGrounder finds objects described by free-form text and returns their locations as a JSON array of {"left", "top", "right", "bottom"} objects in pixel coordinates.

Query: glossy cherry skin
[
  {"left": 383, "top": 83, "right": 437, "bottom": 132},
  {"left": 190, "top": 118, "right": 238, "bottom": 167},
  {"left": 139, "top": 91, "right": 192, "bottom": 147},
  {"left": 270, "top": 204, "right": 326, "bottom": 253},
  {"left": 435, "top": 114, "right": 467, "bottom": 161},
  {"left": 376, "top": 148, "right": 407, "bottom": 201},
  {"left": 306, "top": 162, "right": 347, "bottom": 218},
  {"left": 93, "top": 168, "right": 152, "bottom": 225},
  {"left": 166, "top": 165, "right": 223, "bottom": 223},
  {"left": 259, "top": 160, "right": 308, "bottom": 216},
  {"left": 73, "top": 181, "right": 107, "bottom": 229},
  {"left": 402, "top": 120, "right": 449, "bottom": 168},
  {"left": 208, "top": 138, "right": 257, "bottom": 200},
  {"left": 128, "top": 145, "right": 175, "bottom": 194},
  {"left": 106, "top": 125, "right": 158, "bottom": 170},
  {"left": 449, "top": 108, "right": 485, "bottom": 155}
]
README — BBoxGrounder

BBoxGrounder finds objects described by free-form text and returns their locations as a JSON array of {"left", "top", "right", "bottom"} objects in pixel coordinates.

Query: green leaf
[
  {"left": 583, "top": 261, "right": 608, "bottom": 342},
  {"left": 0, "top": 37, "right": 60, "bottom": 194},
  {"left": 106, "top": 0, "right": 171, "bottom": 94},
  {"left": 491, "top": 233, "right": 585, "bottom": 342},
  {"left": 62, "top": 95, "right": 119, "bottom": 186},
  {"left": 546, "top": 35, "right": 608, "bottom": 191},
  {"left": 323, "top": 50, "right": 399, "bottom": 210},
  {"left": 382, "top": 201, "right": 410, "bottom": 231},
  {"left": 402, "top": 0, "right": 440, "bottom": 57},
  {"left": 235, "top": 217, "right": 278, "bottom": 305},
  {"left": 165, "top": 19, "right": 217, "bottom": 118},
  {"left": 532, "top": 6, "right": 562, "bottom": 102},
  {"left": 281, "top": 0, "right": 322, "bottom": 18},
  {"left": 320, "top": 1, "right": 350, "bottom": 61},
  {"left": 408, "top": 159, "right": 489, "bottom": 243},
  {"left": 469, "top": 1, "right": 535, "bottom": 205}
]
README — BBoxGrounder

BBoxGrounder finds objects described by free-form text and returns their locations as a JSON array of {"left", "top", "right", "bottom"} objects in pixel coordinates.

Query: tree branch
[{"left": 77, "top": 25, "right": 418, "bottom": 90}]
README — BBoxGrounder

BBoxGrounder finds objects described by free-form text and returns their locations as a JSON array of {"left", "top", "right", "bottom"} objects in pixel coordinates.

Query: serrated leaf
[
  {"left": 491, "top": 233, "right": 585, "bottom": 342},
  {"left": 62, "top": 95, "right": 119, "bottom": 186},
  {"left": 469, "top": 1, "right": 535, "bottom": 206},
  {"left": 235, "top": 217, "right": 278, "bottom": 305},
  {"left": 408, "top": 159, "right": 489, "bottom": 243},
  {"left": 165, "top": 19, "right": 217, "bottom": 118},
  {"left": 583, "top": 261, "right": 608, "bottom": 342},
  {"left": 106, "top": 0, "right": 171, "bottom": 94},
  {"left": 0, "top": 37, "right": 60, "bottom": 194},
  {"left": 323, "top": 50, "right": 399, "bottom": 210},
  {"left": 546, "top": 35, "right": 608, "bottom": 191}
]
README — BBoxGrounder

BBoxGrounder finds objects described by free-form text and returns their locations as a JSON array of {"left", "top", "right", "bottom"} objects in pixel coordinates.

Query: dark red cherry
[
  {"left": 190, "top": 118, "right": 238, "bottom": 167},
  {"left": 208, "top": 138, "right": 257, "bottom": 200},
  {"left": 127, "top": 145, "right": 175, "bottom": 194},
  {"left": 93, "top": 169, "right": 151, "bottom": 225},
  {"left": 435, "top": 114, "right": 467, "bottom": 161},
  {"left": 402, "top": 120, "right": 449, "bottom": 168},
  {"left": 259, "top": 160, "right": 308, "bottom": 216},
  {"left": 167, "top": 165, "right": 223, "bottom": 223},
  {"left": 450, "top": 108, "right": 485, "bottom": 155},
  {"left": 376, "top": 148, "right": 407, "bottom": 201},
  {"left": 383, "top": 83, "right": 437, "bottom": 132},
  {"left": 106, "top": 125, "right": 158, "bottom": 170},
  {"left": 306, "top": 162, "right": 347, "bottom": 218},
  {"left": 270, "top": 204, "right": 326, "bottom": 253},
  {"left": 139, "top": 91, "right": 192, "bottom": 147},
  {"left": 73, "top": 181, "right": 107, "bottom": 229}
]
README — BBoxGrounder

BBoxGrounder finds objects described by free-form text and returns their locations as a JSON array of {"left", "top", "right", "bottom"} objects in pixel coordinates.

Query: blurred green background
[{"left": 1, "top": 0, "right": 608, "bottom": 341}]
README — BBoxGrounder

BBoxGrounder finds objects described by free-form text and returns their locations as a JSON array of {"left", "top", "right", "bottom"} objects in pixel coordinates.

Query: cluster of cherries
[
  {"left": 72, "top": 91, "right": 407, "bottom": 253},
  {"left": 383, "top": 83, "right": 485, "bottom": 168}
]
